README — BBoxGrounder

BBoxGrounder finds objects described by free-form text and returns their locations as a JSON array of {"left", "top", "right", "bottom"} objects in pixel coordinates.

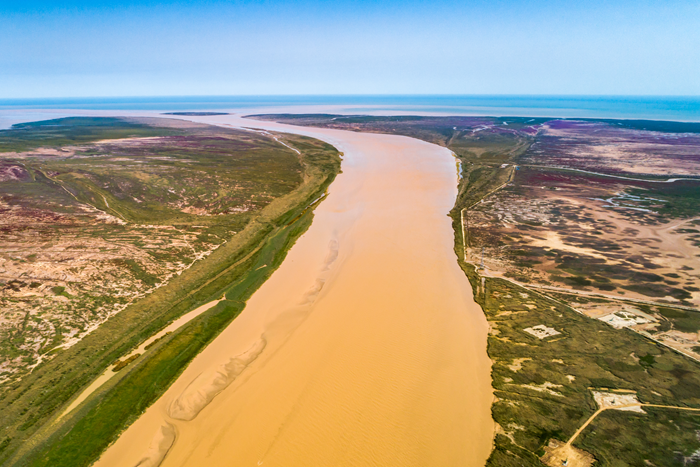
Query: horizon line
[{"left": 2, "top": 93, "right": 700, "bottom": 101}]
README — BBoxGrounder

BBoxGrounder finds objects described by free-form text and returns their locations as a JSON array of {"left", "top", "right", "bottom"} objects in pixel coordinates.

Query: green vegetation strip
[
  {"left": 21, "top": 213, "right": 313, "bottom": 467},
  {"left": 256, "top": 114, "right": 700, "bottom": 466},
  {"left": 28, "top": 300, "right": 244, "bottom": 467},
  {"left": 257, "top": 114, "right": 700, "bottom": 465},
  {"left": 0, "top": 117, "right": 180, "bottom": 153},
  {"left": 1, "top": 129, "right": 341, "bottom": 467}
]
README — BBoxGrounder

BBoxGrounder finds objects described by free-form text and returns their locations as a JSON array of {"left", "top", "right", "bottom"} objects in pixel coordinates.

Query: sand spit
[
  {"left": 168, "top": 338, "right": 267, "bottom": 421},
  {"left": 134, "top": 423, "right": 177, "bottom": 467},
  {"left": 93, "top": 114, "right": 494, "bottom": 467}
]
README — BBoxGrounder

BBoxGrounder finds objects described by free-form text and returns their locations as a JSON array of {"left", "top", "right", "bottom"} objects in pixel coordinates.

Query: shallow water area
[{"left": 56, "top": 113, "right": 495, "bottom": 467}]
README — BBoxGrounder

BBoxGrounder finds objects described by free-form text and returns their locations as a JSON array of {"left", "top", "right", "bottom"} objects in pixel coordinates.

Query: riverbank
[
  {"left": 92, "top": 115, "right": 494, "bottom": 467},
  {"left": 243, "top": 114, "right": 700, "bottom": 465},
  {"left": 1, "top": 126, "right": 341, "bottom": 467}
]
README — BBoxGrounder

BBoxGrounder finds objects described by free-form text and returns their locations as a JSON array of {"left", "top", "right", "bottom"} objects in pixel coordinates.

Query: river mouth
[{"left": 95, "top": 115, "right": 494, "bottom": 467}]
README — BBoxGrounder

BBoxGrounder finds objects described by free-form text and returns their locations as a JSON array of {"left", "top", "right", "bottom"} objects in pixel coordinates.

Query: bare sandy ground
[
  {"left": 13, "top": 112, "right": 494, "bottom": 467},
  {"left": 58, "top": 300, "right": 224, "bottom": 420}
]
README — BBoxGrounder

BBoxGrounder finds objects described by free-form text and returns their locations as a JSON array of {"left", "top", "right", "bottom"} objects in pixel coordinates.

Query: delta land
[{"left": 2, "top": 113, "right": 700, "bottom": 467}]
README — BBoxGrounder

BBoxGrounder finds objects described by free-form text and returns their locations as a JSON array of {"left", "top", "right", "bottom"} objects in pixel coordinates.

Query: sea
[{"left": 1, "top": 95, "right": 700, "bottom": 129}]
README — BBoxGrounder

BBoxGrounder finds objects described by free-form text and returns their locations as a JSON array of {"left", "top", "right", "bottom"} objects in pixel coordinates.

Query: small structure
[
  {"left": 592, "top": 391, "right": 645, "bottom": 413},
  {"left": 598, "top": 311, "right": 651, "bottom": 329},
  {"left": 523, "top": 324, "right": 561, "bottom": 339},
  {"left": 541, "top": 439, "right": 595, "bottom": 467}
]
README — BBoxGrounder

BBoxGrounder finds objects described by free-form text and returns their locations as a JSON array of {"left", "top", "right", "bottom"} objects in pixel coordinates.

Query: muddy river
[{"left": 94, "top": 115, "right": 494, "bottom": 467}]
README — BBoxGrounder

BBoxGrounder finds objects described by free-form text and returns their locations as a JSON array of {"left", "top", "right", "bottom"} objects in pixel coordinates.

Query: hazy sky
[{"left": 1, "top": 0, "right": 699, "bottom": 98}]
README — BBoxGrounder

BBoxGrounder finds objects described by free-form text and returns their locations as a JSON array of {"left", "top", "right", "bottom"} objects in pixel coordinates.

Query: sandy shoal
[{"left": 94, "top": 115, "right": 494, "bottom": 467}]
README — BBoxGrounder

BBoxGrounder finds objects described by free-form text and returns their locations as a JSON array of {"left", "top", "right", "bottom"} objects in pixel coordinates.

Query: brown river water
[{"left": 93, "top": 115, "right": 494, "bottom": 467}]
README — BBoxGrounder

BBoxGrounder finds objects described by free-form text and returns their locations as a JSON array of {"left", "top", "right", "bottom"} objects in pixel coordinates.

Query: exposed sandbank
[
  {"left": 58, "top": 300, "right": 223, "bottom": 420},
  {"left": 92, "top": 114, "right": 494, "bottom": 467},
  {"left": 134, "top": 422, "right": 177, "bottom": 467}
]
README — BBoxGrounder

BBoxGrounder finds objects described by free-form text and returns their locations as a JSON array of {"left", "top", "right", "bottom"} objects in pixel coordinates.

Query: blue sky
[{"left": 1, "top": 0, "right": 699, "bottom": 97}]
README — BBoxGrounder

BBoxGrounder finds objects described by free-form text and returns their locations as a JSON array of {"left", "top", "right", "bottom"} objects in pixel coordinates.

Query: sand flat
[{"left": 93, "top": 116, "right": 494, "bottom": 467}]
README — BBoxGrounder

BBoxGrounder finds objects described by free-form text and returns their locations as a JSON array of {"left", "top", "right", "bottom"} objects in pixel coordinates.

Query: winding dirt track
[{"left": 94, "top": 115, "right": 494, "bottom": 467}]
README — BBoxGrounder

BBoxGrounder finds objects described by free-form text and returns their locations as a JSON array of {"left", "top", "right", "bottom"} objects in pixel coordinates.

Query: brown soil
[{"left": 541, "top": 439, "right": 596, "bottom": 467}]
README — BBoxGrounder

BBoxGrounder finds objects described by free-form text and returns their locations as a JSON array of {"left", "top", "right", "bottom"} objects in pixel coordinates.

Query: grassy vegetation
[
  {"left": 441, "top": 124, "right": 700, "bottom": 466},
  {"left": 26, "top": 301, "right": 246, "bottom": 467},
  {"left": 653, "top": 306, "right": 700, "bottom": 334},
  {"left": 16, "top": 207, "right": 320, "bottom": 467},
  {"left": 628, "top": 180, "right": 700, "bottom": 218},
  {"left": 579, "top": 408, "right": 700, "bottom": 466},
  {"left": 466, "top": 274, "right": 700, "bottom": 467},
  {"left": 3, "top": 120, "right": 305, "bottom": 223},
  {"left": 0, "top": 117, "right": 179, "bottom": 153},
  {"left": 0, "top": 120, "right": 341, "bottom": 467},
  {"left": 456, "top": 207, "right": 700, "bottom": 466},
  {"left": 0, "top": 117, "right": 317, "bottom": 381},
  {"left": 256, "top": 114, "right": 700, "bottom": 466}
]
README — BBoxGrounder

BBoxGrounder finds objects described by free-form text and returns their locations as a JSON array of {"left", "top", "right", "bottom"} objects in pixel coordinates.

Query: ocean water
[{"left": 1, "top": 95, "right": 699, "bottom": 122}]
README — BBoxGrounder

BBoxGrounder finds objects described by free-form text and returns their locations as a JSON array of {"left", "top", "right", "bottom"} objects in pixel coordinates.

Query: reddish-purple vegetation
[
  {"left": 0, "top": 162, "right": 30, "bottom": 182},
  {"left": 521, "top": 120, "right": 700, "bottom": 176}
]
